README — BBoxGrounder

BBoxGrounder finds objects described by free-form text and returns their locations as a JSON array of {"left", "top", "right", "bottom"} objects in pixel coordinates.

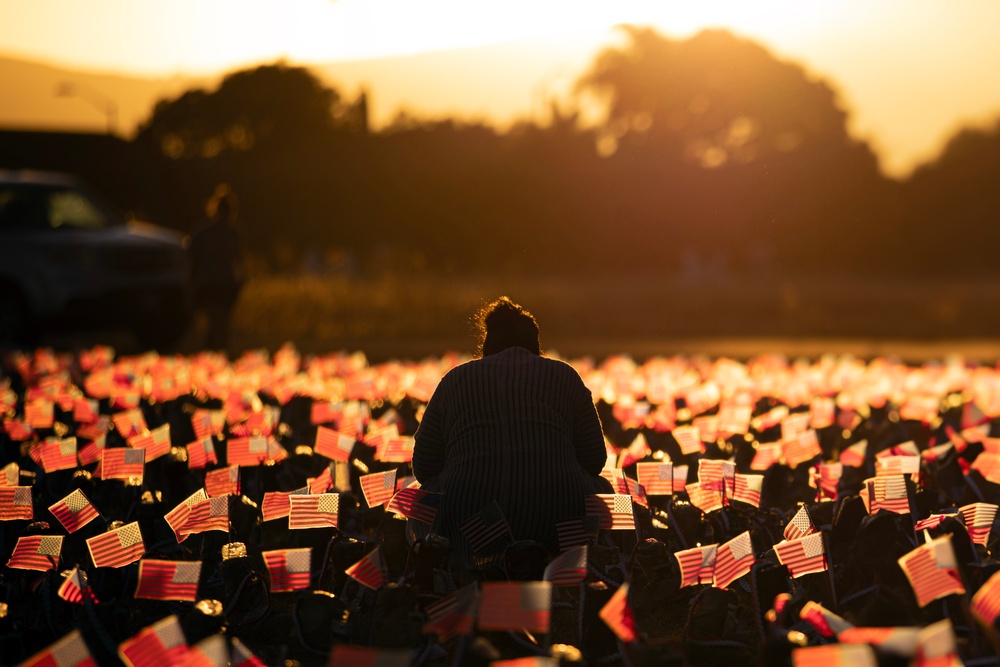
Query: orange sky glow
[{"left": 3, "top": 0, "right": 1000, "bottom": 177}]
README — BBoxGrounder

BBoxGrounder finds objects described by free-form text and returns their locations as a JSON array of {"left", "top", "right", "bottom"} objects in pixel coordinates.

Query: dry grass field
[
  {"left": 215, "top": 273, "right": 1000, "bottom": 363},
  {"left": 35, "top": 273, "right": 1000, "bottom": 363}
]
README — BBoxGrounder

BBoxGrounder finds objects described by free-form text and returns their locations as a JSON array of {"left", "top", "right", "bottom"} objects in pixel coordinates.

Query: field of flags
[{"left": 3, "top": 345, "right": 1000, "bottom": 665}]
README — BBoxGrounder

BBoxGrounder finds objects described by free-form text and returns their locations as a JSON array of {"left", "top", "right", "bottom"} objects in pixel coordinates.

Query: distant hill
[
  {"left": 0, "top": 36, "right": 601, "bottom": 138},
  {"left": 0, "top": 54, "right": 212, "bottom": 138}
]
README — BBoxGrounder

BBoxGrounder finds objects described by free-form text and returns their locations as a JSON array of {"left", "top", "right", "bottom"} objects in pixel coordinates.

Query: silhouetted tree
[
  {"left": 896, "top": 118, "right": 1000, "bottom": 274},
  {"left": 576, "top": 27, "right": 892, "bottom": 274},
  {"left": 137, "top": 62, "right": 360, "bottom": 159}
]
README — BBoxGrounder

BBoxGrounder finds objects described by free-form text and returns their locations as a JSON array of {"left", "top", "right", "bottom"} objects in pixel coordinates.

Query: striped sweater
[{"left": 413, "top": 346, "right": 612, "bottom": 565}]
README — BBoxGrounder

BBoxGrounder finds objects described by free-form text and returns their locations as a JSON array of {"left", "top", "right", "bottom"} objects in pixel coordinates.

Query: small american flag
[
  {"left": 751, "top": 405, "right": 788, "bottom": 432},
  {"left": 100, "top": 447, "right": 145, "bottom": 482},
  {"left": 310, "top": 400, "right": 341, "bottom": 425},
  {"left": 971, "top": 570, "right": 1000, "bottom": 627},
  {"left": 543, "top": 545, "right": 588, "bottom": 586},
  {"left": 183, "top": 496, "right": 229, "bottom": 535},
  {"left": 732, "top": 474, "right": 763, "bottom": 508},
  {"left": 191, "top": 409, "right": 225, "bottom": 440},
  {"left": 21, "top": 630, "right": 95, "bottom": 667},
  {"left": 685, "top": 383, "right": 720, "bottom": 416},
  {"left": 36, "top": 437, "right": 78, "bottom": 472},
  {"left": 697, "top": 459, "right": 736, "bottom": 496},
  {"left": 364, "top": 422, "right": 398, "bottom": 453},
  {"left": 713, "top": 531, "right": 755, "bottom": 589},
  {"left": 186, "top": 437, "right": 218, "bottom": 469},
  {"left": 112, "top": 408, "right": 146, "bottom": 438},
  {"left": 308, "top": 465, "right": 332, "bottom": 494},
  {"left": 617, "top": 433, "right": 651, "bottom": 469},
  {"left": 672, "top": 464, "right": 689, "bottom": 492},
  {"left": 585, "top": 494, "right": 635, "bottom": 531},
  {"left": 750, "top": 443, "right": 783, "bottom": 471},
  {"left": 344, "top": 545, "right": 388, "bottom": 590},
  {"left": 718, "top": 404, "right": 752, "bottom": 436},
  {"left": 360, "top": 468, "right": 397, "bottom": 508},
  {"left": 3, "top": 418, "right": 33, "bottom": 441},
  {"left": 840, "top": 627, "right": 923, "bottom": 652},
  {"left": 784, "top": 505, "right": 815, "bottom": 541},
  {"left": 423, "top": 582, "right": 479, "bottom": 640},
  {"left": 781, "top": 412, "right": 811, "bottom": 441},
  {"left": 675, "top": 544, "right": 717, "bottom": 587},
  {"left": 671, "top": 425, "right": 703, "bottom": 455},
  {"left": 959, "top": 502, "right": 997, "bottom": 546},
  {"left": 231, "top": 638, "right": 266, "bottom": 667},
  {"left": 187, "top": 635, "right": 227, "bottom": 667},
  {"left": 783, "top": 430, "right": 822, "bottom": 469},
  {"left": 599, "top": 582, "right": 637, "bottom": 642},
  {"left": 810, "top": 396, "right": 836, "bottom": 429},
  {"left": 314, "top": 425, "right": 355, "bottom": 462},
  {"left": 875, "top": 455, "right": 920, "bottom": 477},
  {"left": 205, "top": 466, "right": 240, "bottom": 497},
  {"left": 118, "top": 614, "right": 188, "bottom": 667},
  {"left": 812, "top": 462, "right": 842, "bottom": 501},
  {"left": 261, "top": 486, "right": 309, "bottom": 521},
  {"left": 24, "top": 399, "right": 54, "bottom": 429},
  {"left": 915, "top": 619, "right": 960, "bottom": 667},
  {"left": 460, "top": 501, "right": 514, "bottom": 555},
  {"left": 799, "top": 601, "right": 853, "bottom": 637},
  {"left": 685, "top": 482, "right": 723, "bottom": 514},
  {"left": 227, "top": 436, "right": 270, "bottom": 467},
  {"left": 378, "top": 435, "right": 415, "bottom": 463},
  {"left": 0, "top": 486, "right": 33, "bottom": 521},
  {"left": 127, "top": 424, "right": 171, "bottom": 461},
  {"left": 49, "top": 488, "right": 100, "bottom": 533},
  {"left": 164, "top": 489, "right": 207, "bottom": 541},
  {"left": 7, "top": 534, "right": 63, "bottom": 571},
  {"left": 135, "top": 559, "right": 202, "bottom": 601},
  {"left": 692, "top": 415, "right": 719, "bottom": 443},
  {"left": 87, "top": 522, "right": 145, "bottom": 568},
  {"left": 898, "top": 535, "right": 965, "bottom": 607},
  {"left": 73, "top": 397, "right": 100, "bottom": 424},
  {"left": 914, "top": 514, "right": 952, "bottom": 533},
  {"left": 636, "top": 462, "right": 674, "bottom": 496},
  {"left": 386, "top": 487, "right": 440, "bottom": 524},
  {"left": 263, "top": 547, "right": 312, "bottom": 592},
  {"left": 288, "top": 493, "right": 339, "bottom": 530},
  {"left": 0, "top": 461, "right": 18, "bottom": 486},
  {"left": 600, "top": 467, "right": 629, "bottom": 494},
  {"left": 972, "top": 453, "right": 1000, "bottom": 485},
  {"left": 554, "top": 515, "right": 600, "bottom": 552},
  {"left": 77, "top": 432, "right": 106, "bottom": 466},
  {"left": 864, "top": 475, "right": 911, "bottom": 515},
  {"left": 839, "top": 439, "right": 867, "bottom": 467},
  {"left": 775, "top": 532, "right": 828, "bottom": 578},
  {"left": 58, "top": 566, "right": 94, "bottom": 605},
  {"left": 792, "top": 644, "right": 878, "bottom": 667},
  {"left": 478, "top": 581, "right": 551, "bottom": 633}
]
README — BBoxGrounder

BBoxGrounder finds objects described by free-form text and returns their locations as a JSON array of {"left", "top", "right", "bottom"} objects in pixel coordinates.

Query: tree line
[{"left": 128, "top": 27, "right": 999, "bottom": 280}]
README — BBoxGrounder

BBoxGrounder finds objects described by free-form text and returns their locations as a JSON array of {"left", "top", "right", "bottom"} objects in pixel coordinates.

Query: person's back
[
  {"left": 189, "top": 183, "right": 246, "bottom": 351},
  {"left": 412, "top": 297, "right": 611, "bottom": 566}
]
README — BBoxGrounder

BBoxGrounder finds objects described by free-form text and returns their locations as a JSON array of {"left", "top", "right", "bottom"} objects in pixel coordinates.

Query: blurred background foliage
[{"left": 5, "top": 27, "right": 1000, "bottom": 354}]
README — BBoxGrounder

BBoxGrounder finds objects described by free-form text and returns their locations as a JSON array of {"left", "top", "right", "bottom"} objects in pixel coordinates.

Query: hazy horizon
[{"left": 4, "top": 1, "right": 1000, "bottom": 178}]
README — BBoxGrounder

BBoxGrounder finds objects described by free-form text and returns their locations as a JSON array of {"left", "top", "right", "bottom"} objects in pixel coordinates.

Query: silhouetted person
[
  {"left": 412, "top": 297, "right": 613, "bottom": 567},
  {"left": 189, "top": 184, "right": 247, "bottom": 353}
]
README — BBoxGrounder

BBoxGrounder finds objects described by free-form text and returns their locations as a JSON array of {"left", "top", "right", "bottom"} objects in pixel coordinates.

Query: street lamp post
[{"left": 56, "top": 81, "right": 119, "bottom": 135}]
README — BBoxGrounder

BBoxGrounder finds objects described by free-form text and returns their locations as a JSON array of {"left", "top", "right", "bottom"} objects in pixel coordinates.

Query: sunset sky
[{"left": 3, "top": 0, "right": 1000, "bottom": 177}]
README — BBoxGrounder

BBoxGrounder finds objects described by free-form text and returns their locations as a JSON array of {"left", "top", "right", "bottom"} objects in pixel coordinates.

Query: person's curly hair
[{"left": 473, "top": 296, "right": 540, "bottom": 357}]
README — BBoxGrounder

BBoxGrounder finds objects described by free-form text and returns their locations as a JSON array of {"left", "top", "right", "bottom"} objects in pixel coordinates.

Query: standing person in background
[
  {"left": 189, "top": 183, "right": 247, "bottom": 353},
  {"left": 412, "top": 296, "right": 613, "bottom": 568}
]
